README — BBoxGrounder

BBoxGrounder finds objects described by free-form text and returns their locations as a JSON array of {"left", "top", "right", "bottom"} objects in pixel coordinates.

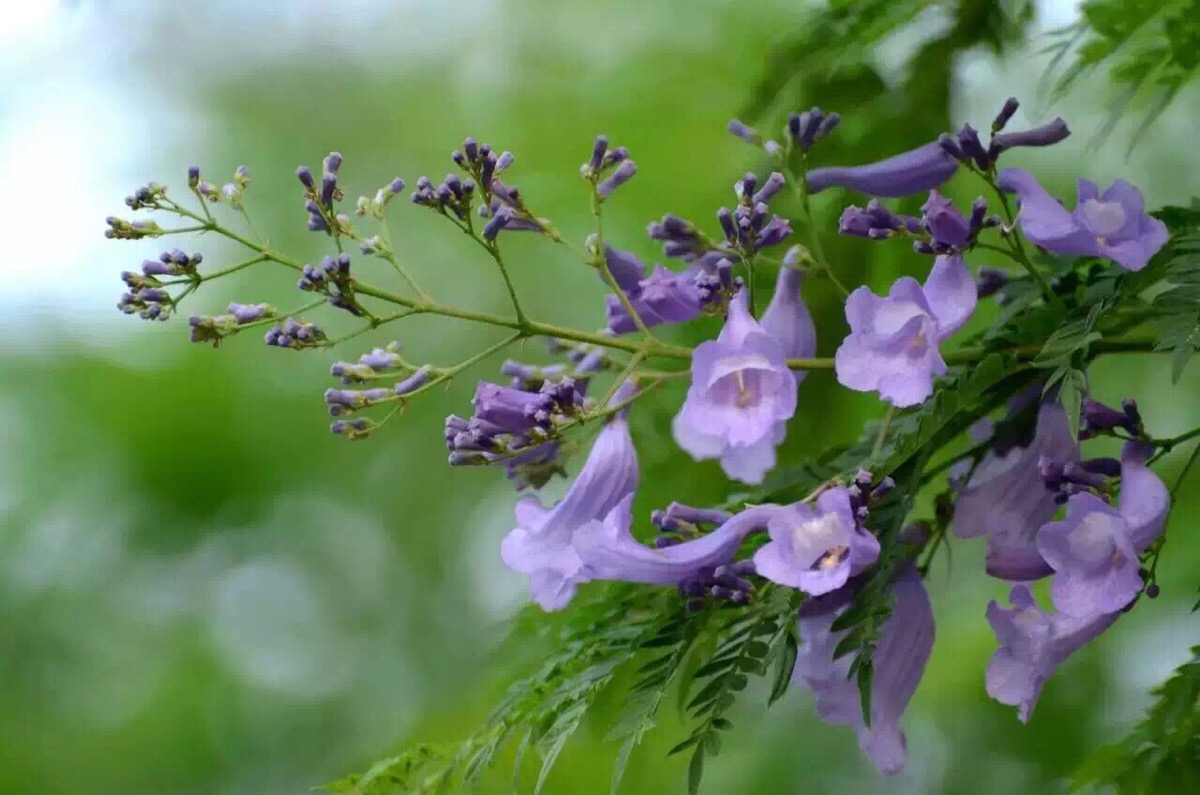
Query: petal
[
  {"left": 720, "top": 430, "right": 781, "bottom": 484},
  {"left": 718, "top": 287, "right": 761, "bottom": 348},
  {"left": 602, "top": 245, "right": 648, "bottom": 293},
  {"left": 857, "top": 568, "right": 934, "bottom": 774},
  {"left": 985, "top": 541, "right": 1054, "bottom": 581},
  {"left": 997, "top": 168, "right": 1098, "bottom": 257},
  {"left": 806, "top": 141, "right": 959, "bottom": 198},
  {"left": 544, "top": 416, "right": 639, "bottom": 536},
  {"left": 876, "top": 347, "right": 941, "bottom": 407},
  {"left": 1118, "top": 441, "right": 1170, "bottom": 552},
  {"left": 514, "top": 494, "right": 550, "bottom": 532},
  {"left": 578, "top": 503, "right": 778, "bottom": 584},
  {"left": 671, "top": 396, "right": 728, "bottom": 460},
  {"left": 760, "top": 266, "right": 817, "bottom": 366},
  {"left": 923, "top": 254, "right": 977, "bottom": 339},
  {"left": 1101, "top": 216, "right": 1169, "bottom": 271},
  {"left": 1098, "top": 179, "right": 1144, "bottom": 236}
]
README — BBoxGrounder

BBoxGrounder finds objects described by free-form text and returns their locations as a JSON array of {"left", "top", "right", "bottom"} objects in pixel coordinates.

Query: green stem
[
  {"left": 378, "top": 215, "right": 432, "bottom": 301},
  {"left": 790, "top": 159, "right": 850, "bottom": 299},
  {"left": 156, "top": 204, "right": 1165, "bottom": 370},
  {"left": 591, "top": 188, "right": 658, "bottom": 339},
  {"left": 983, "top": 177, "right": 1057, "bottom": 304},
  {"left": 871, "top": 405, "right": 896, "bottom": 462}
]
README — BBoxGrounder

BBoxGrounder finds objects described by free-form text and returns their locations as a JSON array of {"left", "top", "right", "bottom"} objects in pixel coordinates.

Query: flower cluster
[{"left": 102, "top": 92, "right": 1185, "bottom": 785}]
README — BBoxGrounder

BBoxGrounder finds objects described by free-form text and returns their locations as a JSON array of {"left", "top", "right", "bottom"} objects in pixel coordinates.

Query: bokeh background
[{"left": 1, "top": 1, "right": 1198, "bottom": 793}]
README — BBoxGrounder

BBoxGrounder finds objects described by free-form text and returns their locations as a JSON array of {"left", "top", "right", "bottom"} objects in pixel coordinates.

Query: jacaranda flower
[
  {"left": 673, "top": 269, "right": 813, "bottom": 484},
  {"left": 997, "top": 168, "right": 1169, "bottom": 271},
  {"left": 794, "top": 566, "right": 935, "bottom": 774},
  {"left": 1037, "top": 441, "right": 1170, "bottom": 616},
  {"left": 500, "top": 398, "right": 639, "bottom": 610},
  {"left": 834, "top": 254, "right": 977, "bottom": 407},
  {"left": 953, "top": 402, "right": 1079, "bottom": 581},
  {"left": 753, "top": 486, "right": 879, "bottom": 595},
  {"left": 985, "top": 584, "right": 1119, "bottom": 723},
  {"left": 574, "top": 503, "right": 779, "bottom": 585},
  {"left": 807, "top": 141, "right": 959, "bottom": 198}
]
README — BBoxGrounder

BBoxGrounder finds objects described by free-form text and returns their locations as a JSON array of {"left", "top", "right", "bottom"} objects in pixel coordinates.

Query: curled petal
[
  {"left": 922, "top": 254, "right": 977, "bottom": 339},
  {"left": 1118, "top": 441, "right": 1170, "bottom": 551}
]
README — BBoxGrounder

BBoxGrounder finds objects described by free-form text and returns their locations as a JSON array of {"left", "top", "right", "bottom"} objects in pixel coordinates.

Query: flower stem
[
  {"left": 788, "top": 158, "right": 850, "bottom": 299},
  {"left": 378, "top": 215, "right": 433, "bottom": 301}
]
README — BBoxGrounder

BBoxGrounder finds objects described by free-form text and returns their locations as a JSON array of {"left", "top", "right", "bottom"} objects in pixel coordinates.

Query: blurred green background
[{"left": 1, "top": 1, "right": 1198, "bottom": 793}]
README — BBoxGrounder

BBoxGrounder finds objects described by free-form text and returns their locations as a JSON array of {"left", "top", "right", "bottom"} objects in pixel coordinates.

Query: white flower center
[
  {"left": 791, "top": 512, "right": 847, "bottom": 569},
  {"left": 1080, "top": 198, "right": 1127, "bottom": 241}
]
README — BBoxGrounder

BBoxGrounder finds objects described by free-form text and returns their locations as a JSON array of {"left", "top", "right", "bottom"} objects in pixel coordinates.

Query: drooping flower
[
  {"left": 985, "top": 584, "right": 1119, "bottom": 723},
  {"left": 793, "top": 566, "right": 935, "bottom": 774},
  {"left": 673, "top": 269, "right": 812, "bottom": 484},
  {"left": 834, "top": 254, "right": 977, "bottom": 407},
  {"left": 753, "top": 486, "right": 880, "bottom": 595},
  {"left": 807, "top": 141, "right": 959, "bottom": 198},
  {"left": 574, "top": 503, "right": 779, "bottom": 586},
  {"left": 500, "top": 406, "right": 639, "bottom": 610},
  {"left": 1037, "top": 441, "right": 1169, "bottom": 616},
  {"left": 997, "top": 168, "right": 1168, "bottom": 271},
  {"left": 953, "top": 402, "right": 1079, "bottom": 580}
]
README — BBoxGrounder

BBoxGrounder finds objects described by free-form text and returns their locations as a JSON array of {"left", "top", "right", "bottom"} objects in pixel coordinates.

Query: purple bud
[
  {"left": 395, "top": 366, "right": 431, "bottom": 396},
  {"left": 596, "top": 160, "right": 637, "bottom": 199},
  {"left": 1080, "top": 457, "right": 1122, "bottom": 477},
  {"left": 187, "top": 166, "right": 201, "bottom": 187},
  {"left": 296, "top": 166, "right": 315, "bottom": 189},
  {"left": 956, "top": 124, "right": 989, "bottom": 170},
  {"left": 227, "top": 302, "right": 269, "bottom": 324},
  {"left": 992, "top": 97, "right": 1020, "bottom": 132},
  {"left": 815, "top": 112, "right": 840, "bottom": 139},
  {"left": 976, "top": 267, "right": 1009, "bottom": 298},
  {"left": 937, "top": 133, "right": 967, "bottom": 162},
  {"left": 989, "top": 118, "right": 1070, "bottom": 158},
  {"left": 321, "top": 173, "right": 337, "bottom": 207},
  {"left": 752, "top": 172, "right": 786, "bottom": 206},
  {"left": 727, "top": 119, "right": 761, "bottom": 145},
  {"left": 463, "top": 137, "right": 478, "bottom": 162},
  {"left": 589, "top": 135, "right": 608, "bottom": 171},
  {"left": 717, "top": 207, "right": 736, "bottom": 241},
  {"left": 324, "top": 152, "right": 343, "bottom": 174}
]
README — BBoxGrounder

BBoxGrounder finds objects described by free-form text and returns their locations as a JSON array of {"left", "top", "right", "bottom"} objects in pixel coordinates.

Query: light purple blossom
[
  {"left": 500, "top": 410, "right": 639, "bottom": 611},
  {"left": 834, "top": 254, "right": 977, "bottom": 407},
  {"left": 1036, "top": 493, "right": 1143, "bottom": 616},
  {"left": 1037, "top": 441, "right": 1169, "bottom": 615},
  {"left": 753, "top": 486, "right": 879, "bottom": 595},
  {"left": 953, "top": 402, "right": 1079, "bottom": 581},
  {"left": 997, "top": 168, "right": 1168, "bottom": 271},
  {"left": 574, "top": 504, "right": 779, "bottom": 584},
  {"left": 673, "top": 270, "right": 813, "bottom": 484},
  {"left": 985, "top": 584, "right": 1119, "bottom": 723},
  {"left": 794, "top": 566, "right": 935, "bottom": 774},
  {"left": 807, "top": 141, "right": 959, "bottom": 198}
]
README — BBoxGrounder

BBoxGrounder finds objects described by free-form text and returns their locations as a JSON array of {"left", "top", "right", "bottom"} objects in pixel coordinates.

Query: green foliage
[
  {"left": 1045, "top": 0, "right": 1200, "bottom": 150},
  {"left": 1153, "top": 210, "right": 1200, "bottom": 382},
  {"left": 1071, "top": 646, "right": 1200, "bottom": 793},
  {"left": 668, "top": 588, "right": 800, "bottom": 795}
]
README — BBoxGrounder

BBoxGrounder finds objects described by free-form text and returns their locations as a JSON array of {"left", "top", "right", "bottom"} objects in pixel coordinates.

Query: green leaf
[
  {"left": 768, "top": 632, "right": 799, "bottom": 707},
  {"left": 857, "top": 659, "right": 875, "bottom": 729},
  {"left": 686, "top": 746, "right": 705, "bottom": 795}
]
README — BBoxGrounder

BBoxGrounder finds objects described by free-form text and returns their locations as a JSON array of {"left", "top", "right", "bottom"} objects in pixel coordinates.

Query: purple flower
[
  {"left": 986, "top": 584, "right": 1119, "bottom": 722},
  {"left": 921, "top": 191, "right": 971, "bottom": 248},
  {"left": 574, "top": 504, "right": 779, "bottom": 585},
  {"left": 672, "top": 279, "right": 804, "bottom": 484},
  {"left": 794, "top": 566, "right": 935, "bottom": 774},
  {"left": 1036, "top": 493, "right": 1142, "bottom": 616},
  {"left": 604, "top": 260, "right": 706, "bottom": 335},
  {"left": 753, "top": 486, "right": 880, "bottom": 595},
  {"left": 997, "top": 168, "right": 1168, "bottom": 271},
  {"left": 1037, "top": 441, "right": 1169, "bottom": 616},
  {"left": 500, "top": 413, "right": 639, "bottom": 611},
  {"left": 953, "top": 402, "right": 1079, "bottom": 581},
  {"left": 834, "top": 254, "right": 977, "bottom": 407},
  {"left": 807, "top": 141, "right": 959, "bottom": 198}
]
